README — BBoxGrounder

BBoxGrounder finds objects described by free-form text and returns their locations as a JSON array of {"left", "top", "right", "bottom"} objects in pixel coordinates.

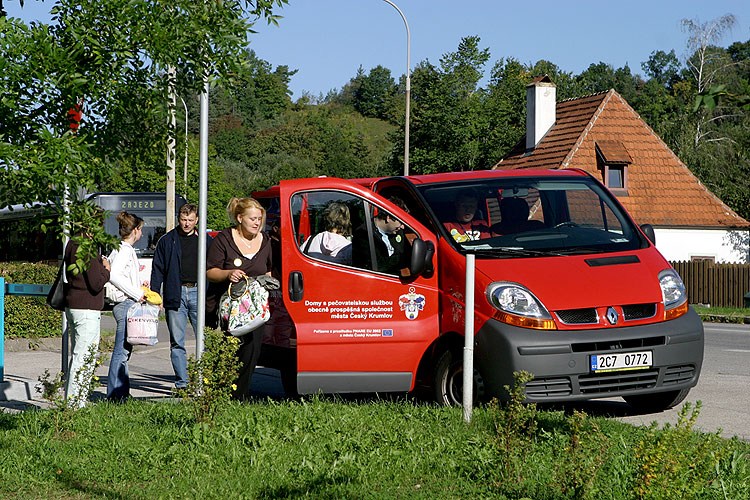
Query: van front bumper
[{"left": 474, "top": 307, "right": 704, "bottom": 403}]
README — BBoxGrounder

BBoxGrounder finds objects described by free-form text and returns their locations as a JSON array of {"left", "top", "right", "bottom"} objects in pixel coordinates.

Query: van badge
[
  {"left": 399, "top": 287, "right": 425, "bottom": 320},
  {"left": 606, "top": 307, "right": 618, "bottom": 325}
]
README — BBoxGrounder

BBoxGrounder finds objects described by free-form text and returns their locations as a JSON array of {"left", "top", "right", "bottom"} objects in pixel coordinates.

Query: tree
[
  {"left": 642, "top": 50, "right": 682, "bottom": 88},
  {"left": 1, "top": 0, "right": 287, "bottom": 266},
  {"left": 353, "top": 65, "right": 396, "bottom": 120},
  {"left": 681, "top": 15, "right": 738, "bottom": 148},
  {"left": 404, "top": 36, "right": 492, "bottom": 174}
]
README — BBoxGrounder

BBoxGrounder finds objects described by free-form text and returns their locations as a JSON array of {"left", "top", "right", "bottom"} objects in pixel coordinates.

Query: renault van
[{"left": 255, "top": 168, "right": 704, "bottom": 412}]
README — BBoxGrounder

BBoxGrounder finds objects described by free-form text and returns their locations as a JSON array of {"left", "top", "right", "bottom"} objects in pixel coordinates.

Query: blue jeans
[
  {"left": 106, "top": 300, "right": 134, "bottom": 401},
  {"left": 166, "top": 286, "right": 198, "bottom": 388}
]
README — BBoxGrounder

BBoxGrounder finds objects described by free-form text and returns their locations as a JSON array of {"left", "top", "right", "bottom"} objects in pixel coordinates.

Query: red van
[{"left": 255, "top": 169, "right": 704, "bottom": 412}]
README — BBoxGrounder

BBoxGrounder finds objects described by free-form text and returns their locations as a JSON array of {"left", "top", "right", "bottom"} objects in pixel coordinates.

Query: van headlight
[
  {"left": 659, "top": 269, "right": 688, "bottom": 320},
  {"left": 486, "top": 282, "right": 556, "bottom": 330}
]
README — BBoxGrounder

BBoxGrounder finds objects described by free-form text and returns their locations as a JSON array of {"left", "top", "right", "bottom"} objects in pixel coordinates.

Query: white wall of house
[{"left": 654, "top": 228, "right": 750, "bottom": 263}]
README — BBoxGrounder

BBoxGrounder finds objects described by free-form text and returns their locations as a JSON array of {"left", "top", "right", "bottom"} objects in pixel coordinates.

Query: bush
[
  {"left": 0, "top": 262, "right": 62, "bottom": 338},
  {"left": 176, "top": 329, "right": 240, "bottom": 425}
]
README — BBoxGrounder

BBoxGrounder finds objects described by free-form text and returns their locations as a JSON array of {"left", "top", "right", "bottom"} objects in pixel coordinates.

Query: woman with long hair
[
  {"left": 105, "top": 211, "right": 146, "bottom": 402},
  {"left": 207, "top": 197, "right": 272, "bottom": 400}
]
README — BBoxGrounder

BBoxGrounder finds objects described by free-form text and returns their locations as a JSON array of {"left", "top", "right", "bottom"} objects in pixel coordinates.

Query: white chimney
[{"left": 526, "top": 75, "right": 557, "bottom": 151}]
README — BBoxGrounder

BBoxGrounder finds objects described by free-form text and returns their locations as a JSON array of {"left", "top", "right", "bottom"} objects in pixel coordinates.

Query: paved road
[
  {"left": 2, "top": 319, "right": 748, "bottom": 440},
  {"left": 559, "top": 322, "right": 750, "bottom": 440}
]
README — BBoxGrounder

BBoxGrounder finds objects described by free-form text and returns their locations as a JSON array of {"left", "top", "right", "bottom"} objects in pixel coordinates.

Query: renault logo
[{"left": 606, "top": 307, "right": 618, "bottom": 325}]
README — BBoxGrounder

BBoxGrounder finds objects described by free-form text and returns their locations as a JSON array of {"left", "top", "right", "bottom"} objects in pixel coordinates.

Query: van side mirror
[
  {"left": 640, "top": 224, "right": 656, "bottom": 245},
  {"left": 409, "top": 239, "right": 434, "bottom": 277}
]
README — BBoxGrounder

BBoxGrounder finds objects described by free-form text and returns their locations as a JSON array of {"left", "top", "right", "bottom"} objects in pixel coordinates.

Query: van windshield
[{"left": 416, "top": 176, "right": 643, "bottom": 256}]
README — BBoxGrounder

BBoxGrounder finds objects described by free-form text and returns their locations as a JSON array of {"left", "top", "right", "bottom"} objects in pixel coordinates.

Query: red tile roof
[{"left": 494, "top": 90, "right": 749, "bottom": 228}]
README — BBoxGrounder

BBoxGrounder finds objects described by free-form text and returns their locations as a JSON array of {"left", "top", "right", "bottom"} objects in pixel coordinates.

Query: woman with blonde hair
[
  {"left": 106, "top": 211, "right": 146, "bottom": 402},
  {"left": 207, "top": 197, "right": 272, "bottom": 400}
]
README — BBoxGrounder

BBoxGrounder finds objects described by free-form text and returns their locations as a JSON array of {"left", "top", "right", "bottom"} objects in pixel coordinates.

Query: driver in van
[{"left": 444, "top": 189, "right": 491, "bottom": 242}]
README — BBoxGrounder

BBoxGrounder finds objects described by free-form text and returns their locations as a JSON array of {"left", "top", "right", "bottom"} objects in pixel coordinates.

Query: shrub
[
  {"left": 633, "top": 401, "right": 727, "bottom": 499},
  {"left": 36, "top": 344, "right": 102, "bottom": 437},
  {"left": 177, "top": 329, "right": 240, "bottom": 425},
  {"left": 0, "top": 262, "right": 62, "bottom": 338}
]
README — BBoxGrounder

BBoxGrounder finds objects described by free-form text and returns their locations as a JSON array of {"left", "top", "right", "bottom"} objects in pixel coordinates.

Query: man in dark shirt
[
  {"left": 352, "top": 196, "right": 411, "bottom": 276},
  {"left": 150, "top": 203, "right": 211, "bottom": 389}
]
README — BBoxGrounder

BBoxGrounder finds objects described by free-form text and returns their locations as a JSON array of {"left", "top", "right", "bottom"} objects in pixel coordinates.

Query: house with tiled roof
[{"left": 494, "top": 76, "right": 750, "bottom": 264}]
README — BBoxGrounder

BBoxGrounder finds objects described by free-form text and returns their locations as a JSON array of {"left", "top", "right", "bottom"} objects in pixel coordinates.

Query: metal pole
[
  {"left": 463, "top": 253, "right": 476, "bottom": 423},
  {"left": 381, "top": 0, "right": 410, "bottom": 176},
  {"left": 166, "top": 66, "right": 177, "bottom": 232},
  {"left": 196, "top": 76, "right": 209, "bottom": 358},
  {"left": 180, "top": 96, "right": 189, "bottom": 198},
  {"left": 61, "top": 185, "right": 70, "bottom": 376},
  {"left": 1, "top": 277, "right": 5, "bottom": 382}
]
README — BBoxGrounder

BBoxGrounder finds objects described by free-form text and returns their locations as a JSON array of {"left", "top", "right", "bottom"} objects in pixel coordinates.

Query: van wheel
[
  {"left": 623, "top": 388, "right": 690, "bottom": 413},
  {"left": 432, "top": 350, "right": 485, "bottom": 407}
]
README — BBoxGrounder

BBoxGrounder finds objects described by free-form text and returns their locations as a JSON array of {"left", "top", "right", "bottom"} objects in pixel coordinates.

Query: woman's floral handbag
[{"left": 219, "top": 276, "right": 271, "bottom": 336}]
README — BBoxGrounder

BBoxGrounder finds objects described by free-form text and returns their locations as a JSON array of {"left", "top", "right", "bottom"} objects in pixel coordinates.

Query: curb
[{"left": 0, "top": 380, "right": 32, "bottom": 401}]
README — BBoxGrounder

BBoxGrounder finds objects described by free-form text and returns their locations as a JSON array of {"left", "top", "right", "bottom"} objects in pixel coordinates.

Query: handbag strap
[{"left": 227, "top": 274, "right": 250, "bottom": 298}]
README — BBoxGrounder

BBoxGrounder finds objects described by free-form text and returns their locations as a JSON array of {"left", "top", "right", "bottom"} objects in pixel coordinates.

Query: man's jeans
[
  {"left": 64, "top": 308, "right": 101, "bottom": 407},
  {"left": 106, "top": 300, "right": 134, "bottom": 401},
  {"left": 166, "top": 285, "right": 198, "bottom": 388}
]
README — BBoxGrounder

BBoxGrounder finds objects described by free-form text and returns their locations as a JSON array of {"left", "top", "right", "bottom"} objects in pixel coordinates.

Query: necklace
[{"left": 235, "top": 228, "right": 258, "bottom": 252}]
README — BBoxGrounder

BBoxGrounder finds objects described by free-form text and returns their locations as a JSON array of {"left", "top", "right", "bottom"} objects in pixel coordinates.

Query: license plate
[{"left": 590, "top": 350, "right": 652, "bottom": 373}]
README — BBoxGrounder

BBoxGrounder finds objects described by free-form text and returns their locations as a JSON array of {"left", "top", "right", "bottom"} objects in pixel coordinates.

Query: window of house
[
  {"left": 596, "top": 140, "right": 632, "bottom": 195},
  {"left": 690, "top": 255, "right": 715, "bottom": 263}
]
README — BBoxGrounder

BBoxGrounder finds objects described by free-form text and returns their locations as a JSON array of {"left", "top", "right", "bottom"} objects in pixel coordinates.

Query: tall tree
[{"left": 0, "top": 0, "right": 287, "bottom": 267}]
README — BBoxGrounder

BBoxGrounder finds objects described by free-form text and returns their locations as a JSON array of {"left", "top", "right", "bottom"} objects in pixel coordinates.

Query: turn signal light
[
  {"left": 493, "top": 310, "right": 557, "bottom": 330},
  {"left": 664, "top": 301, "right": 689, "bottom": 321}
]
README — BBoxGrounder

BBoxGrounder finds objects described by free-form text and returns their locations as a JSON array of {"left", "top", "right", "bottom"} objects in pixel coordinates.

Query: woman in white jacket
[
  {"left": 302, "top": 202, "right": 352, "bottom": 265},
  {"left": 106, "top": 211, "right": 146, "bottom": 402}
]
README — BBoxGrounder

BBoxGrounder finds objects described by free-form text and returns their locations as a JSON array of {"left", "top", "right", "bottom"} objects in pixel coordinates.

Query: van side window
[
  {"left": 291, "top": 191, "right": 358, "bottom": 266},
  {"left": 291, "top": 191, "right": 415, "bottom": 276}
]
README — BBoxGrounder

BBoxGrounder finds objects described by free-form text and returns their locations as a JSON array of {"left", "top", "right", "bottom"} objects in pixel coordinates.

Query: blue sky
[{"left": 7, "top": 0, "right": 750, "bottom": 99}]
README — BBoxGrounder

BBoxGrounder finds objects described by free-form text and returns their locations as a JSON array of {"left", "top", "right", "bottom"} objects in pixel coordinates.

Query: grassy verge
[
  {"left": 693, "top": 305, "right": 750, "bottom": 323},
  {"left": 1, "top": 397, "right": 748, "bottom": 499}
]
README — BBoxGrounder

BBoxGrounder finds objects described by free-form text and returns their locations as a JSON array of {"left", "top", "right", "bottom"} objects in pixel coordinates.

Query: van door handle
[{"left": 289, "top": 271, "right": 303, "bottom": 302}]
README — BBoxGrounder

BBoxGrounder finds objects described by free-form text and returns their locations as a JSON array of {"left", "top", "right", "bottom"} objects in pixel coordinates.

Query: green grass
[
  {"left": 694, "top": 305, "right": 750, "bottom": 323},
  {"left": 1, "top": 398, "right": 748, "bottom": 499}
]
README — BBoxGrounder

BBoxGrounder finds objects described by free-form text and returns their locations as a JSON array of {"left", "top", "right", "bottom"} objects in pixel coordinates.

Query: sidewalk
[{"left": 1, "top": 315, "right": 285, "bottom": 413}]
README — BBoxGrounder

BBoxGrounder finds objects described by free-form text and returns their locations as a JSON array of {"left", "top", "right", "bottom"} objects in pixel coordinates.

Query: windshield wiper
[{"left": 469, "top": 247, "right": 564, "bottom": 257}]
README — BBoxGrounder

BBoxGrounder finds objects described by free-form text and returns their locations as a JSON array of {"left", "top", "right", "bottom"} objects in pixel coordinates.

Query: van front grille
[
  {"left": 578, "top": 369, "right": 658, "bottom": 394},
  {"left": 663, "top": 365, "right": 695, "bottom": 385},
  {"left": 623, "top": 303, "right": 657, "bottom": 321},
  {"left": 525, "top": 377, "right": 572, "bottom": 398},
  {"left": 556, "top": 308, "right": 597, "bottom": 325}
]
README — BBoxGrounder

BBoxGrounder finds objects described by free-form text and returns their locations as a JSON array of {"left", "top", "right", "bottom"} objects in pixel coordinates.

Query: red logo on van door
[{"left": 399, "top": 287, "right": 425, "bottom": 320}]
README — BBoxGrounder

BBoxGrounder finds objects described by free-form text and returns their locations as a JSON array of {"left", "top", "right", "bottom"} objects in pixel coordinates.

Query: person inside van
[
  {"left": 444, "top": 189, "right": 491, "bottom": 242},
  {"left": 302, "top": 201, "right": 352, "bottom": 265},
  {"left": 493, "top": 197, "right": 533, "bottom": 234},
  {"left": 352, "top": 196, "right": 410, "bottom": 275}
]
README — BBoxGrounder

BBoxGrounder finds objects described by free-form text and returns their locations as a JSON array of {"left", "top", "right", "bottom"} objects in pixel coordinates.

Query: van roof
[{"left": 252, "top": 169, "right": 587, "bottom": 198}]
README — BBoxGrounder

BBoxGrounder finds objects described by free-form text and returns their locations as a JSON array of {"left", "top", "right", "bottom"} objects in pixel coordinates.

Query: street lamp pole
[
  {"left": 382, "top": 0, "right": 410, "bottom": 176},
  {"left": 180, "top": 96, "right": 189, "bottom": 197}
]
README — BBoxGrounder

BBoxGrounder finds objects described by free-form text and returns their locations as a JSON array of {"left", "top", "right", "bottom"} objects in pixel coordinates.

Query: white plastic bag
[{"left": 126, "top": 302, "right": 159, "bottom": 346}]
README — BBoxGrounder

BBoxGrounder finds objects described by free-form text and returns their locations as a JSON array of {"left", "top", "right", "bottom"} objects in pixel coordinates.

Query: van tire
[
  {"left": 432, "top": 350, "right": 484, "bottom": 407},
  {"left": 623, "top": 388, "right": 690, "bottom": 413}
]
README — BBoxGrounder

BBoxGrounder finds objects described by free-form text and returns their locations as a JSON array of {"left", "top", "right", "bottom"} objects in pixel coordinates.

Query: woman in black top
[
  {"left": 207, "top": 197, "right": 272, "bottom": 400},
  {"left": 63, "top": 236, "right": 111, "bottom": 407}
]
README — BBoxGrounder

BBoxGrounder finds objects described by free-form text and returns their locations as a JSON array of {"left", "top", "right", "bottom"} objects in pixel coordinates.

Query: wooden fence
[{"left": 670, "top": 261, "right": 750, "bottom": 308}]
